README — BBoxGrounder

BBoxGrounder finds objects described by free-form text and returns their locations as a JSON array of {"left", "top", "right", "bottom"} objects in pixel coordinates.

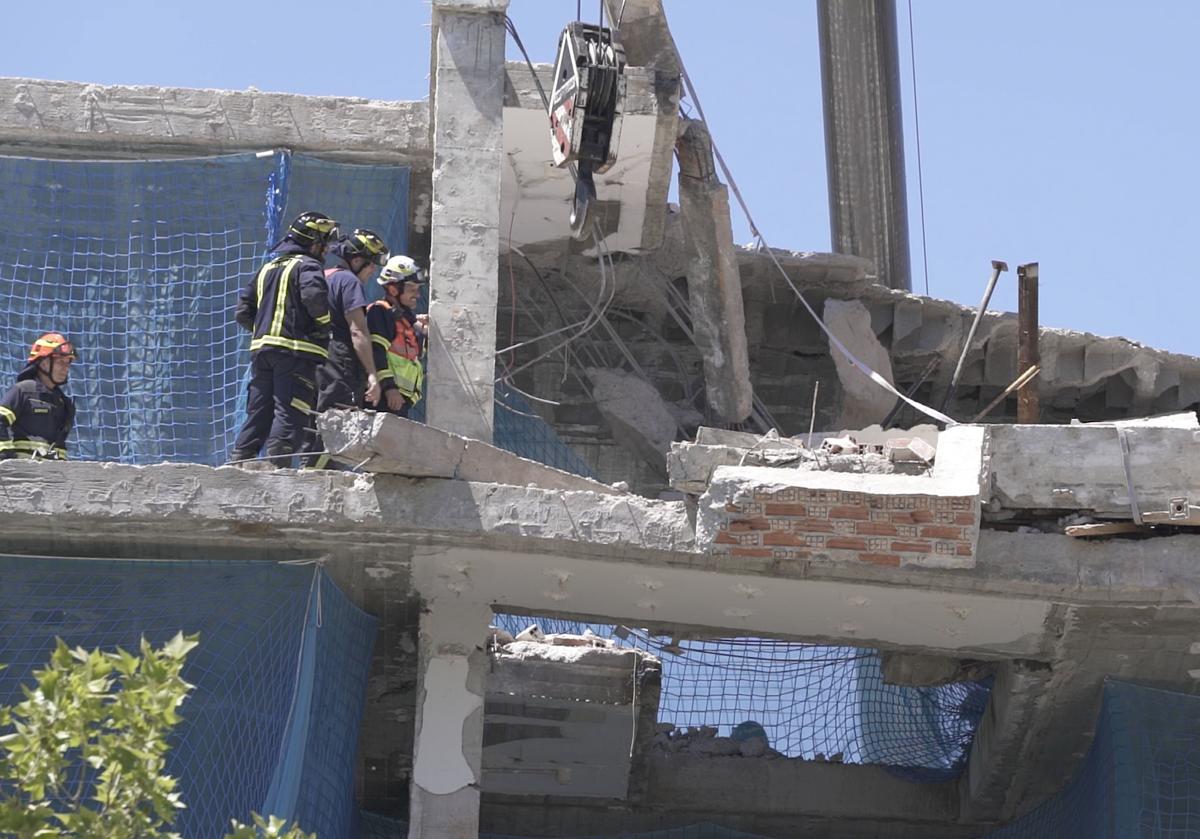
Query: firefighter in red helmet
[{"left": 0, "top": 332, "right": 77, "bottom": 461}]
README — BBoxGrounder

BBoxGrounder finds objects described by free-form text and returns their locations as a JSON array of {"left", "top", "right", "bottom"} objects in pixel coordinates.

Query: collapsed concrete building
[{"left": 4, "top": 1, "right": 1200, "bottom": 838}]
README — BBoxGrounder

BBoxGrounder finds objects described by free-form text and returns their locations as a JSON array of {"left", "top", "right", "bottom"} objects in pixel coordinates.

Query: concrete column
[
  {"left": 817, "top": 0, "right": 912, "bottom": 291},
  {"left": 408, "top": 595, "right": 493, "bottom": 839},
  {"left": 675, "top": 119, "right": 754, "bottom": 424},
  {"left": 426, "top": 0, "right": 509, "bottom": 442}
]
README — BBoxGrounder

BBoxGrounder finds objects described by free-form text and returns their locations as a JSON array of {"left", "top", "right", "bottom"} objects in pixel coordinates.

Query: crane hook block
[{"left": 549, "top": 21, "right": 626, "bottom": 240}]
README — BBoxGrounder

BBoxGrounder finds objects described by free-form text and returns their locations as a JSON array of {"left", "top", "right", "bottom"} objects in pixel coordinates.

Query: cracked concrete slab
[{"left": 317, "top": 409, "right": 619, "bottom": 495}]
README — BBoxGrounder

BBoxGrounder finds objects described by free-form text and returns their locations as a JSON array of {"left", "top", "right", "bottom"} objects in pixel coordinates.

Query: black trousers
[
  {"left": 231, "top": 349, "right": 318, "bottom": 463},
  {"left": 301, "top": 343, "right": 364, "bottom": 468}
]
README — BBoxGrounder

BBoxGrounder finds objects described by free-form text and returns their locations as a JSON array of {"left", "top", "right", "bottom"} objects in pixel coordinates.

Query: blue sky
[{"left": 7, "top": 1, "right": 1200, "bottom": 354}]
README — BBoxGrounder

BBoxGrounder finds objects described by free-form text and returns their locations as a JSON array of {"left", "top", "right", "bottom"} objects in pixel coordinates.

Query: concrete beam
[
  {"left": 413, "top": 546, "right": 1054, "bottom": 661},
  {"left": 676, "top": 119, "right": 753, "bottom": 423},
  {"left": 0, "top": 460, "right": 693, "bottom": 559},
  {"left": 0, "top": 76, "right": 429, "bottom": 162},
  {"left": 426, "top": 0, "right": 507, "bottom": 442},
  {"left": 317, "top": 409, "right": 620, "bottom": 495},
  {"left": 988, "top": 423, "right": 1200, "bottom": 518},
  {"left": 647, "top": 754, "right": 959, "bottom": 824}
]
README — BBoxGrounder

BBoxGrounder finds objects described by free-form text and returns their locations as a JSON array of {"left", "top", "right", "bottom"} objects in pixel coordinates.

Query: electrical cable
[
  {"left": 671, "top": 59, "right": 956, "bottom": 426},
  {"left": 907, "top": 0, "right": 931, "bottom": 297}
]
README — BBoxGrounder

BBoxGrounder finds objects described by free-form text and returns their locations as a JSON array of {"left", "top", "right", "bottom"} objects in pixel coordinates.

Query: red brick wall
[{"left": 712, "top": 487, "right": 978, "bottom": 568}]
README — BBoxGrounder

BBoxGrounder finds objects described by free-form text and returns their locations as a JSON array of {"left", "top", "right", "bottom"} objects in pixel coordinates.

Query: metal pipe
[
  {"left": 940, "top": 260, "right": 1008, "bottom": 412},
  {"left": 1017, "top": 263, "right": 1040, "bottom": 423}
]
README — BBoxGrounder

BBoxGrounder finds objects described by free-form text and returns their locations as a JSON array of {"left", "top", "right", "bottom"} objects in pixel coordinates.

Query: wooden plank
[{"left": 1064, "top": 522, "right": 1141, "bottom": 538}]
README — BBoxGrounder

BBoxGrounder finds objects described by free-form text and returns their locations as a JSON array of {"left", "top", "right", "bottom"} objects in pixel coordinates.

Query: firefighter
[
  {"left": 230, "top": 210, "right": 339, "bottom": 467},
  {"left": 301, "top": 228, "right": 389, "bottom": 469},
  {"left": 0, "top": 332, "right": 77, "bottom": 461},
  {"left": 366, "top": 255, "right": 428, "bottom": 418}
]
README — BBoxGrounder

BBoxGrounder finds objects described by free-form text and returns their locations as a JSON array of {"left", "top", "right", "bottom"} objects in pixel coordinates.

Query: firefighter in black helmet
[{"left": 230, "top": 210, "right": 338, "bottom": 467}]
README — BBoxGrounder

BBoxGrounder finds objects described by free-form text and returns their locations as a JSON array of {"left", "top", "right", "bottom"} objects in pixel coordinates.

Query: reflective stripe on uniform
[
  {"left": 315, "top": 313, "right": 331, "bottom": 325},
  {"left": 270, "top": 258, "right": 302, "bottom": 339},
  {"left": 370, "top": 335, "right": 391, "bottom": 350},
  {"left": 249, "top": 335, "right": 329, "bottom": 359},
  {"left": 290, "top": 397, "right": 312, "bottom": 413},
  {"left": 0, "top": 406, "right": 15, "bottom": 424},
  {"left": 0, "top": 440, "right": 59, "bottom": 457}
]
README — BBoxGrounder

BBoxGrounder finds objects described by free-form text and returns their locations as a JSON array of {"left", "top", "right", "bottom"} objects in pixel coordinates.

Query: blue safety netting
[
  {"left": 0, "top": 557, "right": 376, "bottom": 839},
  {"left": 490, "top": 614, "right": 989, "bottom": 777},
  {"left": 986, "top": 680, "right": 1200, "bottom": 839},
  {"left": 0, "top": 150, "right": 593, "bottom": 475}
]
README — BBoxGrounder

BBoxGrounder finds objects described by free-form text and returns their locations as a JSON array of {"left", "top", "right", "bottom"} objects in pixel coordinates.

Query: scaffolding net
[
  {"left": 0, "top": 150, "right": 592, "bottom": 474},
  {"left": 986, "top": 680, "right": 1200, "bottom": 839},
  {"left": 489, "top": 614, "right": 990, "bottom": 778},
  {"left": 0, "top": 557, "right": 376, "bottom": 839}
]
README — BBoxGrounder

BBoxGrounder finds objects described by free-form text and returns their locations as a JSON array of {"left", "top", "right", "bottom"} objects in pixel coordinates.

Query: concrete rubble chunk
[
  {"left": 668, "top": 440, "right": 899, "bottom": 495},
  {"left": 885, "top": 436, "right": 936, "bottom": 465},
  {"left": 317, "top": 409, "right": 620, "bottom": 495},
  {"left": 822, "top": 298, "right": 897, "bottom": 429},
  {"left": 588, "top": 367, "right": 680, "bottom": 476}
]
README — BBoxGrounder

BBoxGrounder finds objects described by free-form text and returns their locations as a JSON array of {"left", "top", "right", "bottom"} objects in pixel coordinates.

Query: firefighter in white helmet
[{"left": 366, "top": 255, "right": 428, "bottom": 418}]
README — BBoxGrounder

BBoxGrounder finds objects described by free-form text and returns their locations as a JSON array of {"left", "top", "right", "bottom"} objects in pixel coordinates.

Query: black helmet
[
  {"left": 342, "top": 228, "right": 390, "bottom": 267},
  {"left": 286, "top": 211, "right": 340, "bottom": 246}
]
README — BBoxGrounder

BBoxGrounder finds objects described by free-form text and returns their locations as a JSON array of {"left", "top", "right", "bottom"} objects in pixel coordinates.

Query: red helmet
[{"left": 27, "top": 332, "right": 77, "bottom": 362}]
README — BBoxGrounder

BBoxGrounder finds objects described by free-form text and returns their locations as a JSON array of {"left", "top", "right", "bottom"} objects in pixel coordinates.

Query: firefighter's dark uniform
[
  {"left": 231, "top": 241, "right": 331, "bottom": 461},
  {"left": 0, "top": 366, "right": 75, "bottom": 460},
  {"left": 366, "top": 299, "right": 425, "bottom": 419},
  {"left": 299, "top": 257, "right": 369, "bottom": 468}
]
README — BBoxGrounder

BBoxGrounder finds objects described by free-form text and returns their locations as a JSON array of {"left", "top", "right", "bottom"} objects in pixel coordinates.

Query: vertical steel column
[
  {"left": 817, "top": 0, "right": 912, "bottom": 291},
  {"left": 1017, "top": 263, "right": 1040, "bottom": 423}
]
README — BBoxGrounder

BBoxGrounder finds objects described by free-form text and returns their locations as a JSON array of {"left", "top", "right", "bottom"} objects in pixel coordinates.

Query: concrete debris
[
  {"left": 514, "top": 624, "right": 546, "bottom": 643},
  {"left": 493, "top": 640, "right": 653, "bottom": 667},
  {"left": 317, "top": 409, "right": 621, "bottom": 495},
  {"left": 668, "top": 439, "right": 906, "bottom": 495},
  {"left": 885, "top": 436, "right": 936, "bottom": 465},
  {"left": 651, "top": 722, "right": 777, "bottom": 759},
  {"left": 487, "top": 626, "right": 516, "bottom": 647},
  {"left": 821, "top": 435, "right": 860, "bottom": 455},
  {"left": 588, "top": 367, "right": 680, "bottom": 476},
  {"left": 822, "top": 298, "right": 897, "bottom": 429}
]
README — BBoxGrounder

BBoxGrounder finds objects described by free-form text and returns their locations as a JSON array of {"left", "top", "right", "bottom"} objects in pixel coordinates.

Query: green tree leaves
[{"left": 0, "top": 633, "right": 314, "bottom": 839}]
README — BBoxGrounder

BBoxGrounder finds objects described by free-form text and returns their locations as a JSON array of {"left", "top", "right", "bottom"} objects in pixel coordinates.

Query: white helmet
[{"left": 377, "top": 254, "right": 426, "bottom": 286}]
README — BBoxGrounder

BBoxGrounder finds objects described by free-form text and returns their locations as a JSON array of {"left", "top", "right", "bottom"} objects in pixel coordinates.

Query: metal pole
[
  {"left": 1017, "top": 263, "right": 1040, "bottom": 423},
  {"left": 940, "top": 260, "right": 1008, "bottom": 413}
]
